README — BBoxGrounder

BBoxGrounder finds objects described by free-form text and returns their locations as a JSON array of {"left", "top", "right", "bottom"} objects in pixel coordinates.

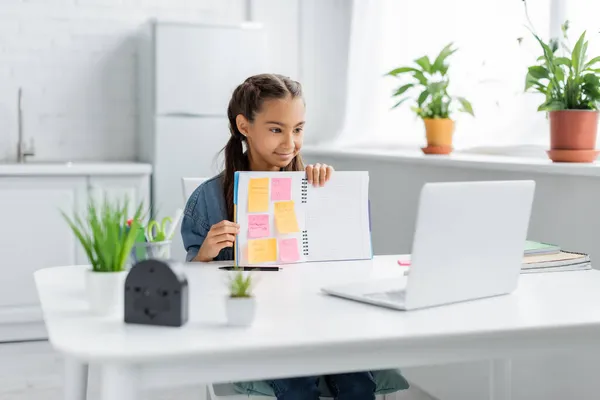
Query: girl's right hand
[{"left": 196, "top": 220, "right": 240, "bottom": 261}]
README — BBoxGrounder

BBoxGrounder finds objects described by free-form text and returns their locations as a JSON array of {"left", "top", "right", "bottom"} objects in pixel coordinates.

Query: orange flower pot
[
  {"left": 548, "top": 110, "right": 599, "bottom": 163},
  {"left": 422, "top": 118, "right": 454, "bottom": 155}
]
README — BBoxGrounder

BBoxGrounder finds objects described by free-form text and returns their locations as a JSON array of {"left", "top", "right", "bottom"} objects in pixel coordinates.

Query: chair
[{"left": 180, "top": 177, "right": 434, "bottom": 400}]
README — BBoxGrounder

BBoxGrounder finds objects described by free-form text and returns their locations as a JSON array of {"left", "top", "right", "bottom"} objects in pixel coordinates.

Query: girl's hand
[
  {"left": 196, "top": 220, "right": 240, "bottom": 261},
  {"left": 305, "top": 163, "right": 334, "bottom": 187}
]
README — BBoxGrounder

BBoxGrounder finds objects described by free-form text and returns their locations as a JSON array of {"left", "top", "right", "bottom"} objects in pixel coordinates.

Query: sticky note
[
  {"left": 248, "top": 238, "right": 277, "bottom": 264},
  {"left": 279, "top": 238, "right": 300, "bottom": 262},
  {"left": 248, "top": 214, "right": 270, "bottom": 238},
  {"left": 274, "top": 201, "right": 300, "bottom": 234},
  {"left": 271, "top": 178, "right": 292, "bottom": 201},
  {"left": 248, "top": 178, "right": 269, "bottom": 212}
]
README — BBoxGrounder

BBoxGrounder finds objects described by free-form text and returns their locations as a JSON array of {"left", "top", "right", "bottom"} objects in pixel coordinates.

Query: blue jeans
[{"left": 268, "top": 372, "right": 376, "bottom": 400}]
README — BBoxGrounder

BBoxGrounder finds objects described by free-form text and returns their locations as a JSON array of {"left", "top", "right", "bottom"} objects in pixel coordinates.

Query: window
[{"left": 338, "top": 0, "right": 581, "bottom": 152}]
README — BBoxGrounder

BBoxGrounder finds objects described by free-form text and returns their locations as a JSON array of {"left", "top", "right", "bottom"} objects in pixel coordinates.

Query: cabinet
[{"left": 0, "top": 172, "right": 150, "bottom": 342}]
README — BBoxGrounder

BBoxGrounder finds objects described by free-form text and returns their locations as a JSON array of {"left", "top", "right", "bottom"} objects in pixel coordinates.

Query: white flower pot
[
  {"left": 85, "top": 270, "right": 128, "bottom": 316},
  {"left": 225, "top": 297, "right": 256, "bottom": 326}
]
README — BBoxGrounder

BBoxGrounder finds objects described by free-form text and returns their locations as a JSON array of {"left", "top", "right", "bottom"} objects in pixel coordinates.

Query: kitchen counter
[{"left": 0, "top": 162, "right": 152, "bottom": 176}]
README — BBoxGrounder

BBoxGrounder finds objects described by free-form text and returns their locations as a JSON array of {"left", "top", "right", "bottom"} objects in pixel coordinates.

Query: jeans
[{"left": 268, "top": 372, "right": 376, "bottom": 400}]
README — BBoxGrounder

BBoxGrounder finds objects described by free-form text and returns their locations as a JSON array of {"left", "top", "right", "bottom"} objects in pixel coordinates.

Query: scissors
[{"left": 146, "top": 216, "right": 173, "bottom": 242}]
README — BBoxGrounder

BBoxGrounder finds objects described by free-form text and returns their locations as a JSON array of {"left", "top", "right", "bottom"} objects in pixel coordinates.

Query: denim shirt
[{"left": 181, "top": 173, "right": 233, "bottom": 262}]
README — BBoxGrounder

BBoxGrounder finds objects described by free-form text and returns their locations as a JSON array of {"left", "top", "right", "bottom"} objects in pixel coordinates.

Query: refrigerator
[{"left": 138, "top": 20, "right": 269, "bottom": 262}]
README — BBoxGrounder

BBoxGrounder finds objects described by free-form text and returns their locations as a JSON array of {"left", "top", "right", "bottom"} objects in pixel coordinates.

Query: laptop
[{"left": 322, "top": 180, "right": 536, "bottom": 311}]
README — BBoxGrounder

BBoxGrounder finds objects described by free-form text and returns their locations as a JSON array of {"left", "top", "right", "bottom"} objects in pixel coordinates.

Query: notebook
[
  {"left": 524, "top": 240, "right": 560, "bottom": 256},
  {"left": 522, "top": 250, "right": 590, "bottom": 270},
  {"left": 233, "top": 171, "right": 372, "bottom": 266}
]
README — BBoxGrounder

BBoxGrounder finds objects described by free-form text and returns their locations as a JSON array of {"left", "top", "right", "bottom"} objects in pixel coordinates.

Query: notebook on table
[
  {"left": 233, "top": 171, "right": 372, "bottom": 266},
  {"left": 522, "top": 250, "right": 591, "bottom": 271},
  {"left": 524, "top": 240, "right": 560, "bottom": 256}
]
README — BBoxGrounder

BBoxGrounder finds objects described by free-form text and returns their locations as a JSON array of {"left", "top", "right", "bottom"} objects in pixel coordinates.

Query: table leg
[
  {"left": 64, "top": 358, "right": 88, "bottom": 400},
  {"left": 489, "top": 359, "right": 512, "bottom": 400},
  {"left": 100, "top": 364, "right": 140, "bottom": 400}
]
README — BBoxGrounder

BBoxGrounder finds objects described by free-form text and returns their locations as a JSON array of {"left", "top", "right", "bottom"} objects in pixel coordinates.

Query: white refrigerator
[{"left": 138, "top": 20, "right": 269, "bottom": 262}]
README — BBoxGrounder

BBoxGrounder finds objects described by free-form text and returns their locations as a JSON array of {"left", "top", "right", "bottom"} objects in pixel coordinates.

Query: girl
[{"left": 181, "top": 74, "right": 376, "bottom": 400}]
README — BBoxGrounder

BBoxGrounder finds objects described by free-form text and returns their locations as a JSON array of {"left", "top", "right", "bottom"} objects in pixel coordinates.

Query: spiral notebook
[{"left": 233, "top": 171, "right": 372, "bottom": 265}]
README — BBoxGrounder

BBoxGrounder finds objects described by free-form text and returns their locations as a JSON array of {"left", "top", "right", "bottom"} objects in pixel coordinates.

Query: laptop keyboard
[{"left": 365, "top": 290, "right": 406, "bottom": 303}]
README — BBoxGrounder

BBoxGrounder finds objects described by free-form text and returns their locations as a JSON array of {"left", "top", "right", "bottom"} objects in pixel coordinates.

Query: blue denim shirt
[{"left": 181, "top": 173, "right": 233, "bottom": 262}]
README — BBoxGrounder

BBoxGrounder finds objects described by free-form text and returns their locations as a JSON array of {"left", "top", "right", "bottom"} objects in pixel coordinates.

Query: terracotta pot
[
  {"left": 549, "top": 110, "right": 598, "bottom": 150},
  {"left": 423, "top": 118, "right": 454, "bottom": 148},
  {"left": 546, "top": 149, "right": 600, "bottom": 163}
]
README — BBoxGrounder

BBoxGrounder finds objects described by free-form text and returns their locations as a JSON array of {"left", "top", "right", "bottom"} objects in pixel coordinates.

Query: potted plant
[
  {"left": 226, "top": 268, "right": 255, "bottom": 326},
  {"left": 385, "top": 43, "right": 474, "bottom": 154},
  {"left": 62, "top": 196, "right": 144, "bottom": 316},
  {"left": 524, "top": 21, "right": 600, "bottom": 162}
]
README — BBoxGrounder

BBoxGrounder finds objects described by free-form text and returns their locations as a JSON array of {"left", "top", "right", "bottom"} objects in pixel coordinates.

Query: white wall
[
  {"left": 0, "top": 0, "right": 245, "bottom": 162},
  {"left": 304, "top": 151, "right": 600, "bottom": 400},
  {"left": 298, "top": 0, "right": 352, "bottom": 144},
  {"left": 0, "top": 0, "right": 347, "bottom": 162}
]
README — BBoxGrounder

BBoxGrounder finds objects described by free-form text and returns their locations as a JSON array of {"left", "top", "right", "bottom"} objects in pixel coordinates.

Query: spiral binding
[
  {"left": 301, "top": 230, "right": 309, "bottom": 256},
  {"left": 301, "top": 178, "right": 308, "bottom": 204}
]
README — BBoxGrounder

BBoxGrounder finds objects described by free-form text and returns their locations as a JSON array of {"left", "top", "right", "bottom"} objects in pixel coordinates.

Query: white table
[{"left": 34, "top": 255, "right": 600, "bottom": 400}]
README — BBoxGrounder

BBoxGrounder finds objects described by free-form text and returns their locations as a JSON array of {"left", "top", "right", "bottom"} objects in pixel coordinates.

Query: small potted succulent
[
  {"left": 226, "top": 268, "right": 255, "bottom": 326},
  {"left": 62, "top": 196, "right": 144, "bottom": 316},
  {"left": 524, "top": 20, "right": 600, "bottom": 162},
  {"left": 385, "top": 43, "right": 474, "bottom": 154}
]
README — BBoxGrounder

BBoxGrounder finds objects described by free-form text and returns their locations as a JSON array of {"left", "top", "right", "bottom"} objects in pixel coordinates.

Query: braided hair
[{"left": 222, "top": 74, "right": 305, "bottom": 221}]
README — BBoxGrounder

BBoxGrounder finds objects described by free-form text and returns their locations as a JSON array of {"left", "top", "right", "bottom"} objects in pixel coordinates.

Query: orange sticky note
[
  {"left": 248, "top": 178, "right": 269, "bottom": 212},
  {"left": 274, "top": 201, "right": 300, "bottom": 234},
  {"left": 248, "top": 238, "right": 277, "bottom": 264},
  {"left": 279, "top": 238, "right": 300, "bottom": 262}
]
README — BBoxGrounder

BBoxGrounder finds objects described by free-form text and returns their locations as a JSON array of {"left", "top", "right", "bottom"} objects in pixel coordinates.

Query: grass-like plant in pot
[
  {"left": 524, "top": 20, "right": 600, "bottom": 162},
  {"left": 226, "top": 269, "right": 255, "bottom": 327},
  {"left": 62, "top": 196, "right": 144, "bottom": 315},
  {"left": 385, "top": 43, "right": 474, "bottom": 154}
]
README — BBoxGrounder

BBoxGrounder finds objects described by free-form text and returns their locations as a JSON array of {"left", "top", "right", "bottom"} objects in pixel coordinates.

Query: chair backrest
[{"left": 182, "top": 177, "right": 208, "bottom": 204}]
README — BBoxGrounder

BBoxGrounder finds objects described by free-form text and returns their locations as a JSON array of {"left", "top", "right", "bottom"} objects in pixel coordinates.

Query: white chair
[{"left": 180, "top": 177, "right": 435, "bottom": 400}]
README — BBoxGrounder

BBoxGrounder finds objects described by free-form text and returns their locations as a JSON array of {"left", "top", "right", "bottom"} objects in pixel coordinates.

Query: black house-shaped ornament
[{"left": 124, "top": 259, "right": 189, "bottom": 327}]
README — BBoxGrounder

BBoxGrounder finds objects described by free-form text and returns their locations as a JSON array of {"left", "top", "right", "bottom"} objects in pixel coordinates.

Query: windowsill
[{"left": 301, "top": 144, "right": 600, "bottom": 178}]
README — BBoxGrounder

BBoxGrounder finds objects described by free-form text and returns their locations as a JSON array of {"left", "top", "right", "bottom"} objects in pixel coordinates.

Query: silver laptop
[{"left": 322, "top": 180, "right": 536, "bottom": 311}]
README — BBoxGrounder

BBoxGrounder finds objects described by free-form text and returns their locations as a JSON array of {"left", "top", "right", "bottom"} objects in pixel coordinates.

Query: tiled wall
[{"left": 0, "top": 0, "right": 245, "bottom": 162}]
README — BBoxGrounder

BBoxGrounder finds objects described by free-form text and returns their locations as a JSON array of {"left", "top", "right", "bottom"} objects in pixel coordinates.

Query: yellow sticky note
[
  {"left": 248, "top": 238, "right": 277, "bottom": 264},
  {"left": 274, "top": 201, "right": 300, "bottom": 234},
  {"left": 248, "top": 178, "right": 270, "bottom": 212}
]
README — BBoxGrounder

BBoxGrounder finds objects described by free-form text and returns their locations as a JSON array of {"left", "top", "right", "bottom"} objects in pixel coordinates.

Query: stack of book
[{"left": 522, "top": 241, "right": 592, "bottom": 274}]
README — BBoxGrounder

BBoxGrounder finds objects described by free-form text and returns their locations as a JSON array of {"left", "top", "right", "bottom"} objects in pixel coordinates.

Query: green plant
[
  {"left": 524, "top": 20, "right": 600, "bottom": 111},
  {"left": 62, "top": 196, "right": 145, "bottom": 272},
  {"left": 385, "top": 43, "right": 474, "bottom": 119},
  {"left": 228, "top": 269, "right": 253, "bottom": 298}
]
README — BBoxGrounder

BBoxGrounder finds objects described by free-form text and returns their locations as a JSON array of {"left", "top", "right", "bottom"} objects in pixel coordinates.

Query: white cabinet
[
  {"left": 0, "top": 177, "right": 87, "bottom": 308},
  {"left": 0, "top": 171, "right": 151, "bottom": 342},
  {"left": 87, "top": 175, "right": 150, "bottom": 212},
  {"left": 0, "top": 177, "right": 87, "bottom": 341}
]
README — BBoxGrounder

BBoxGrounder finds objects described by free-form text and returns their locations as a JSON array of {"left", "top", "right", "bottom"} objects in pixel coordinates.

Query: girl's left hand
[{"left": 305, "top": 163, "right": 334, "bottom": 187}]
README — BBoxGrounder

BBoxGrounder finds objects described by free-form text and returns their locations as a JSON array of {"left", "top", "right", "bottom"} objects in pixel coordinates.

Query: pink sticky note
[
  {"left": 248, "top": 214, "right": 270, "bottom": 238},
  {"left": 279, "top": 238, "right": 300, "bottom": 263},
  {"left": 271, "top": 178, "right": 292, "bottom": 201}
]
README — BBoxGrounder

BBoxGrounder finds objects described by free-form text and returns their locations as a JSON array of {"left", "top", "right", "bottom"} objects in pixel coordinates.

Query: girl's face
[{"left": 236, "top": 95, "right": 305, "bottom": 171}]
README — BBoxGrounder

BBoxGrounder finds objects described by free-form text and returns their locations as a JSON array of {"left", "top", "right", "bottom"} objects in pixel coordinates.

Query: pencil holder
[{"left": 130, "top": 240, "right": 172, "bottom": 264}]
